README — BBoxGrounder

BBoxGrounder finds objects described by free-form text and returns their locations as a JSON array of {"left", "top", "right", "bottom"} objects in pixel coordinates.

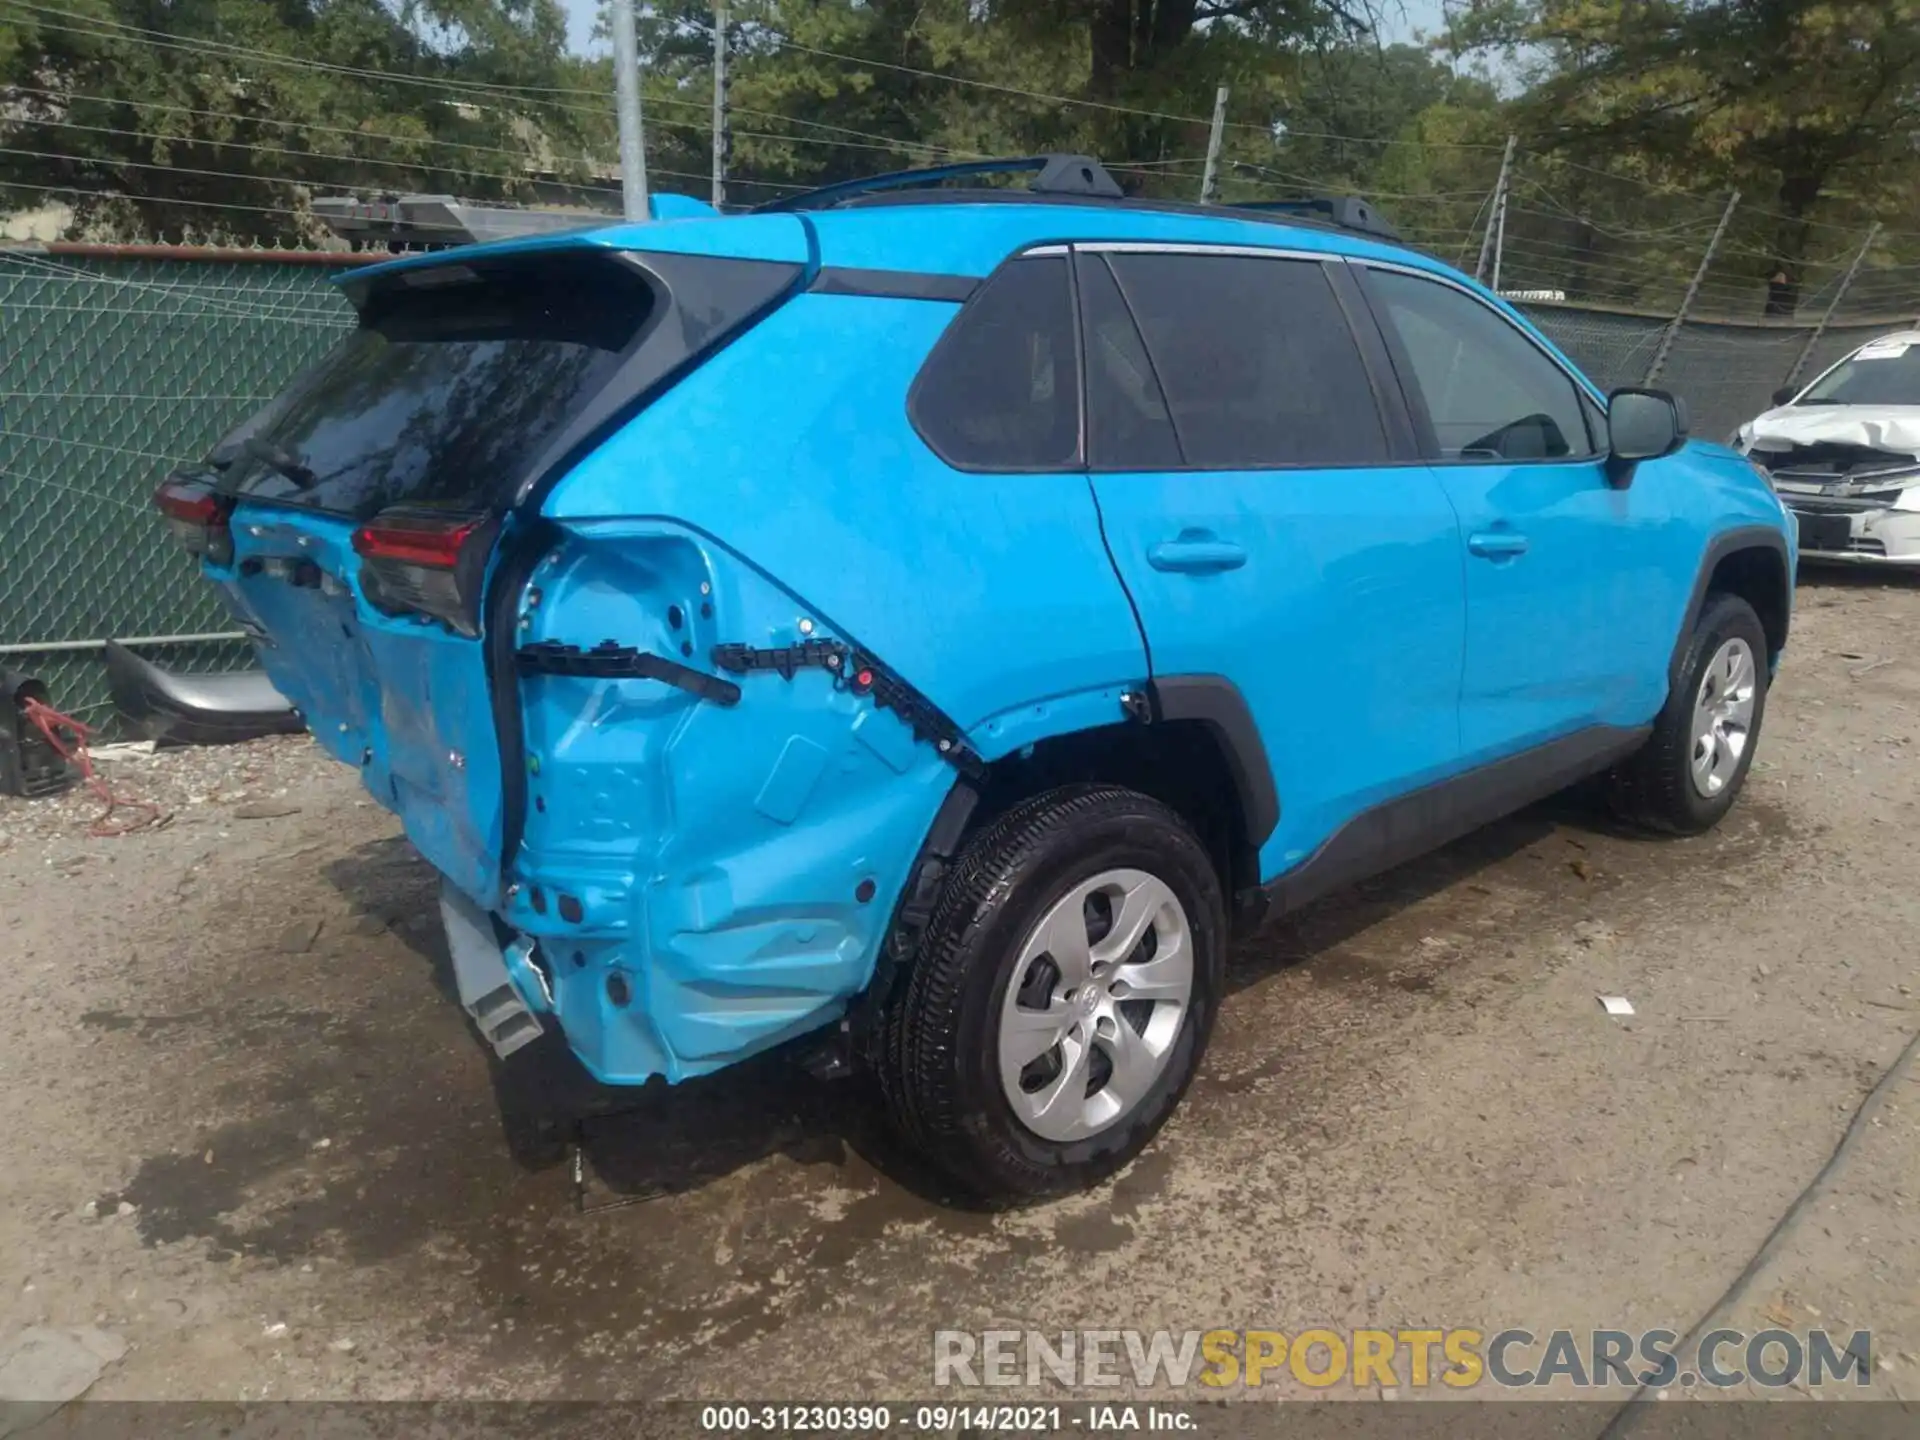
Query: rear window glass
[{"left": 212, "top": 254, "right": 657, "bottom": 518}]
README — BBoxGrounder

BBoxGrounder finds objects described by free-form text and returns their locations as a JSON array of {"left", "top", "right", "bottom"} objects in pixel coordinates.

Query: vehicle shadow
[
  {"left": 321, "top": 835, "right": 978, "bottom": 1210},
  {"left": 1223, "top": 803, "right": 1563, "bottom": 994},
  {"left": 319, "top": 792, "right": 1593, "bottom": 1213}
]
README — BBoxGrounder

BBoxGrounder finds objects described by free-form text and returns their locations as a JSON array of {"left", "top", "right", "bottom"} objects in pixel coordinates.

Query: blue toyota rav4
[{"left": 154, "top": 156, "right": 1795, "bottom": 1201}]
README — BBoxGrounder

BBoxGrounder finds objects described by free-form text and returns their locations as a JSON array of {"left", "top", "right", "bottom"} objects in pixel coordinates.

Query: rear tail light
[
  {"left": 153, "top": 475, "right": 235, "bottom": 565},
  {"left": 351, "top": 507, "right": 499, "bottom": 636}
]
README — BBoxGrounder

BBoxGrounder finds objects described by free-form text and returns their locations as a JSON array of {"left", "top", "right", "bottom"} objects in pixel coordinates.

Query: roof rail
[
  {"left": 1229, "top": 195, "right": 1401, "bottom": 243},
  {"left": 760, "top": 155, "right": 1125, "bottom": 212}
]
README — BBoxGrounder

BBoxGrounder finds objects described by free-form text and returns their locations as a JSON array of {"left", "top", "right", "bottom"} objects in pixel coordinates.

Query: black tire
[
  {"left": 878, "top": 785, "right": 1225, "bottom": 1203},
  {"left": 1609, "top": 592, "right": 1770, "bottom": 834}
]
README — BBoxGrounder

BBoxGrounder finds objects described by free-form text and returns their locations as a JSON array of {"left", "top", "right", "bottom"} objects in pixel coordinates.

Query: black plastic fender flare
[
  {"left": 1667, "top": 525, "right": 1792, "bottom": 691},
  {"left": 1148, "top": 674, "right": 1280, "bottom": 852}
]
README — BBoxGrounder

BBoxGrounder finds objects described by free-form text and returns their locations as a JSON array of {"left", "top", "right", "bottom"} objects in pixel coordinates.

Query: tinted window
[
  {"left": 912, "top": 256, "right": 1080, "bottom": 470},
  {"left": 1105, "top": 252, "right": 1387, "bottom": 468},
  {"left": 1366, "top": 269, "right": 1594, "bottom": 461},
  {"left": 1082, "top": 254, "right": 1183, "bottom": 470},
  {"left": 215, "top": 253, "right": 658, "bottom": 518},
  {"left": 1581, "top": 391, "right": 1610, "bottom": 453}
]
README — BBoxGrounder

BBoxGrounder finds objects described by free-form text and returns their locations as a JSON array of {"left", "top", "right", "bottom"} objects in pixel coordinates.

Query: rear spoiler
[{"left": 312, "top": 192, "right": 720, "bottom": 252}]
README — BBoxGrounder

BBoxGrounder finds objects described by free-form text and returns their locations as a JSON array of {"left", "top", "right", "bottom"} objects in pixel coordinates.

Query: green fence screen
[{"left": 0, "top": 248, "right": 354, "bottom": 726}]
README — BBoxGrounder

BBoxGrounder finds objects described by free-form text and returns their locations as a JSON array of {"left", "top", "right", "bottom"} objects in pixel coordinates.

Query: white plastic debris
[
  {"left": 1598, "top": 995, "right": 1636, "bottom": 1017},
  {"left": 262, "top": 1322, "right": 288, "bottom": 1339}
]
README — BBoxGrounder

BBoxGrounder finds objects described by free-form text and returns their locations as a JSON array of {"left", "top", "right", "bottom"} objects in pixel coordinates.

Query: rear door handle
[
  {"left": 1147, "top": 537, "right": 1247, "bottom": 574},
  {"left": 1467, "top": 530, "right": 1530, "bottom": 559}
]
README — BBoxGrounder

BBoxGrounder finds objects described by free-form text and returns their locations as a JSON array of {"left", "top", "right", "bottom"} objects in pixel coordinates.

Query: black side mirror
[
  {"left": 1604, "top": 387, "right": 1688, "bottom": 487},
  {"left": 1771, "top": 385, "right": 1799, "bottom": 408}
]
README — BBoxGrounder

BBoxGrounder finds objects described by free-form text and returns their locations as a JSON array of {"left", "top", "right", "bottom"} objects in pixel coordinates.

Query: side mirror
[
  {"left": 1605, "top": 387, "right": 1688, "bottom": 488},
  {"left": 1771, "top": 385, "right": 1799, "bottom": 408}
]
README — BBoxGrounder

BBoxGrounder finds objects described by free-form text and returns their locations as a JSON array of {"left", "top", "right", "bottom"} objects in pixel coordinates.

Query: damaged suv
[
  {"left": 153, "top": 157, "right": 1795, "bottom": 1201},
  {"left": 1736, "top": 330, "right": 1920, "bottom": 565}
]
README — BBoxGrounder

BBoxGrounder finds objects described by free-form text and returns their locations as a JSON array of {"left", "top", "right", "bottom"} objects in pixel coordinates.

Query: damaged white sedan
[{"left": 1734, "top": 331, "right": 1920, "bottom": 565}]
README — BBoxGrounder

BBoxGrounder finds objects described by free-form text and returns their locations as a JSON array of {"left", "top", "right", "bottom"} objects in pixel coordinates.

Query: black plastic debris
[{"left": 0, "top": 669, "right": 77, "bottom": 798}]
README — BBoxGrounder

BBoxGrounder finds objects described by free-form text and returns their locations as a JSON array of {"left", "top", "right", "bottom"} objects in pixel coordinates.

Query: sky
[
  {"left": 556, "top": 0, "right": 1450, "bottom": 56},
  {"left": 561, "top": 0, "right": 598, "bottom": 54}
]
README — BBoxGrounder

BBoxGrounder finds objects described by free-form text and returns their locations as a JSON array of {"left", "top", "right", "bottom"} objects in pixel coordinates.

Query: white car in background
[{"left": 1734, "top": 331, "right": 1920, "bottom": 565}]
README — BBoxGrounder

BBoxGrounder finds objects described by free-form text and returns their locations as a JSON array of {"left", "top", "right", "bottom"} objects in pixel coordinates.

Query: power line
[
  {"left": 2, "top": 0, "right": 953, "bottom": 158},
  {"left": 22, "top": 117, "right": 624, "bottom": 196},
  {"left": 22, "top": 105, "right": 953, "bottom": 195},
  {"left": 10, "top": 85, "right": 583, "bottom": 168},
  {"left": 772, "top": 36, "right": 1514, "bottom": 150},
  {"left": 2, "top": 33, "right": 972, "bottom": 164},
  {"left": 2, "top": 2, "right": 606, "bottom": 101}
]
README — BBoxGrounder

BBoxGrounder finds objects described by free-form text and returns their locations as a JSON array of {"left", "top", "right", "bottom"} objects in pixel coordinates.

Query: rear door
[
  {"left": 197, "top": 242, "right": 801, "bottom": 907},
  {"left": 1355, "top": 263, "right": 1680, "bottom": 757},
  {"left": 1081, "top": 245, "right": 1466, "bottom": 879}
]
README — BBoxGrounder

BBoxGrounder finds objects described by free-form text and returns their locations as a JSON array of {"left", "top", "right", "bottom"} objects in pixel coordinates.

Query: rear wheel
[
  {"left": 1610, "top": 592, "right": 1769, "bottom": 834},
  {"left": 879, "top": 786, "right": 1225, "bottom": 1202}
]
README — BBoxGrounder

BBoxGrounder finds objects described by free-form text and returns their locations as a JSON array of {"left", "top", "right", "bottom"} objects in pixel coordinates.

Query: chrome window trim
[{"left": 1073, "top": 240, "right": 1333, "bottom": 263}]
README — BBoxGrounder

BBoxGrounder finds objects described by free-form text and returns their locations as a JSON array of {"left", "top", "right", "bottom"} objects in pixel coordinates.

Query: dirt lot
[{"left": 1, "top": 572, "right": 1916, "bottom": 1408}]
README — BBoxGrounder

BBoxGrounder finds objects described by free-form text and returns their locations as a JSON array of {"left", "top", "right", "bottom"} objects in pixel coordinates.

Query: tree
[
  {"left": 596, "top": 0, "right": 1389, "bottom": 202},
  {"left": 1447, "top": 0, "right": 1920, "bottom": 307},
  {"left": 0, "top": 0, "right": 601, "bottom": 243}
]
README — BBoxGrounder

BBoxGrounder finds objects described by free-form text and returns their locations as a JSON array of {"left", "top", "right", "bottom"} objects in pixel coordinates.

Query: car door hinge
[
  {"left": 710, "top": 641, "right": 985, "bottom": 777},
  {"left": 516, "top": 641, "right": 742, "bottom": 706}
]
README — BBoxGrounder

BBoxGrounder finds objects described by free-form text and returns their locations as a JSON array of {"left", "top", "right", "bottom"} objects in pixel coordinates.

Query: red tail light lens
[
  {"left": 351, "top": 507, "right": 498, "bottom": 636},
  {"left": 153, "top": 475, "right": 234, "bottom": 565}
]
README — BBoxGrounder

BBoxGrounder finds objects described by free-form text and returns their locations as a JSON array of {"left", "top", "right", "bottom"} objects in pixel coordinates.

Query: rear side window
[
  {"left": 1105, "top": 252, "right": 1388, "bottom": 469},
  {"left": 1364, "top": 268, "right": 1595, "bottom": 462},
  {"left": 910, "top": 255, "right": 1081, "bottom": 471},
  {"left": 1081, "top": 254, "right": 1183, "bottom": 471},
  {"left": 211, "top": 250, "right": 797, "bottom": 518}
]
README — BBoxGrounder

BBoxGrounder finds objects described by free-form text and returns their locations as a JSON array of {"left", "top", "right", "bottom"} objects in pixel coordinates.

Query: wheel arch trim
[
  {"left": 1670, "top": 525, "right": 1792, "bottom": 689},
  {"left": 1148, "top": 674, "right": 1280, "bottom": 851}
]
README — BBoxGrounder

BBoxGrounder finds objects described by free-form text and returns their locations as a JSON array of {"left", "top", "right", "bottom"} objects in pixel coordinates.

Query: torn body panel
[{"left": 497, "top": 520, "right": 957, "bottom": 1084}]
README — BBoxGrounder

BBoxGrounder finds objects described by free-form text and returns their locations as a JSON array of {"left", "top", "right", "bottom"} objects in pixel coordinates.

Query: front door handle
[
  {"left": 1467, "top": 530, "right": 1530, "bottom": 559},
  {"left": 1148, "top": 535, "right": 1247, "bottom": 574}
]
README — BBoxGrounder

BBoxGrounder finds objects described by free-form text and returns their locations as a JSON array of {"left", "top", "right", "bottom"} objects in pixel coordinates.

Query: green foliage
[
  {"left": 0, "top": 0, "right": 604, "bottom": 241},
  {"left": 1445, "top": 0, "right": 1920, "bottom": 304},
  {"left": 1, "top": 0, "right": 1913, "bottom": 321}
]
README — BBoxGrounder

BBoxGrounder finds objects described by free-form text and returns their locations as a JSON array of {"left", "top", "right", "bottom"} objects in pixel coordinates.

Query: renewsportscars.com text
[{"left": 932, "top": 1327, "right": 1875, "bottom": 1391}]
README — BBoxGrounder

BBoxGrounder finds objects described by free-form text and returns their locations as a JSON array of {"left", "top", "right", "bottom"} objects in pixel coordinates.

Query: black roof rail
[
  {"left": 1228, "top": 194, "right": 1401, "bottom": 243},
  {"left": 757, "top": 154, "right": 1411, "bottom": 248},
  {"left": 759, "top": 154, "right": 1125, "bottom": 212}
]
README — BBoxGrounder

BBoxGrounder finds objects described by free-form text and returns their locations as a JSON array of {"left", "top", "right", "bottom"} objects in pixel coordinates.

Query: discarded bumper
[{"left": 104, "top": 641, "right": 305, "bottom": 745}]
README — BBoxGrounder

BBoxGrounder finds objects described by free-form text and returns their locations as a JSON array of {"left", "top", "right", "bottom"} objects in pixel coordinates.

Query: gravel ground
[{"left": 0, "top": 571, "right": 1915, "bottom": 1411}]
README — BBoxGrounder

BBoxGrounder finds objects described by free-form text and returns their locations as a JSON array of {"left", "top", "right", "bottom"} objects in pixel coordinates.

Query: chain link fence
[
  {"left": 1523, "top": 305, "right": 1914, "bottom": 442},
  {"left": 0, "top": 248, "right": 354, "bottom": 725},
  {"left": 1, "top": 246, "right": 1917, "bottom": 733}
]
